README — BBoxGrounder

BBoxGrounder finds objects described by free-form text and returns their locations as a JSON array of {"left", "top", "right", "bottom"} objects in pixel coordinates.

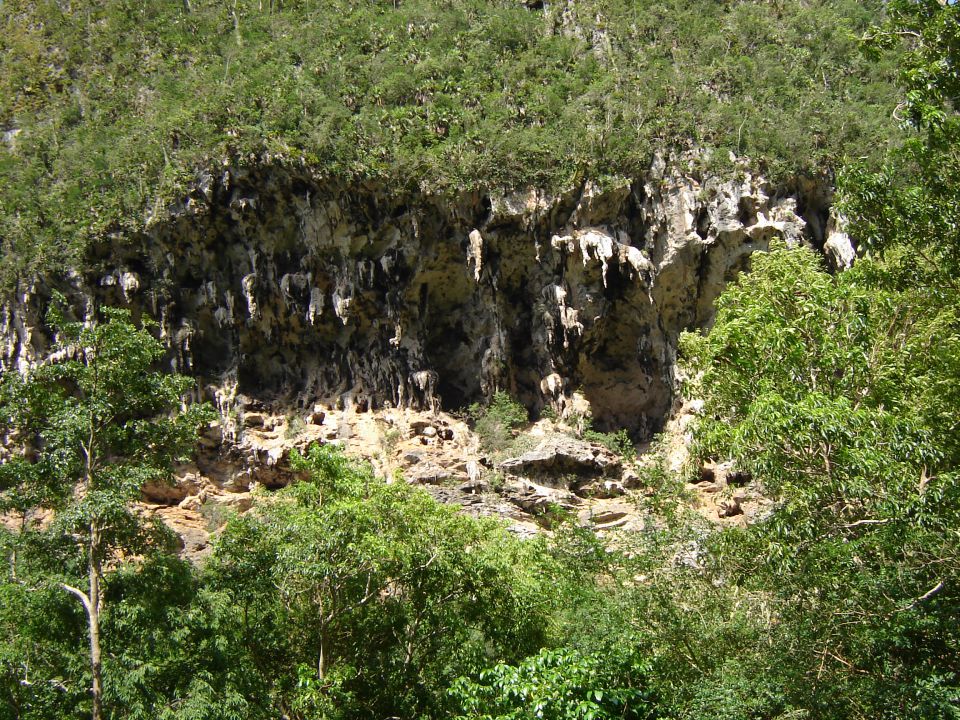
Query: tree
[
  {"left": 679, "top": 246, "right": 960, "bottom": 716},
  {"left": 668, "top": 3, "right": 960, "bottom": 712},
  {"left": 680, "top": 244, "right": 955, "bottom": 504},
  {"left": 839, "top": 0, "right": 960, "bottom": 285},
  {"left": 208, "top": 443, "right": 558, "bottom": 719},
  {"left": 449, "top": 647, "right": 654, "bottom": 720},
  {"left": 0, "top": 304, "right": 212, "bottom": 720}
]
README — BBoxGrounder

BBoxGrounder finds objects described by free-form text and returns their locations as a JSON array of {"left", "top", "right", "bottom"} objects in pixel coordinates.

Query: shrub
[{"left": 468, "top": 391, "right": 529, "bottom": 455}]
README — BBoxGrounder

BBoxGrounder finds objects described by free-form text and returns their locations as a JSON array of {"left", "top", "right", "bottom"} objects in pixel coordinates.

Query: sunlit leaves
[
  {"left": 450, "top": 648, "right": 654, "bottom": 720},
  {"left": 0, "top": 305, "right": 214, "bottom": 718},
  {"left": 208, "top": 444, "right": 558, "bottom": 719},
  {"left": 679, "top": 243, "right": 960, "bottom": 715},
  {"left": 839, "top": 0, "right": 960, "bottom": 284}
]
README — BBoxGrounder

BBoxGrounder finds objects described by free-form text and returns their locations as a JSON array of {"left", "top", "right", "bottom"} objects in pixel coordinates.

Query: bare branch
[
  {"left": 907, "top": 580, "right": 945, "bottom": 610},
  {"left": 841, "top": 519, "right": 891, "bottom": 529},
  {"left": 60, "top": 582, "right": 93, "bottom": 615}
]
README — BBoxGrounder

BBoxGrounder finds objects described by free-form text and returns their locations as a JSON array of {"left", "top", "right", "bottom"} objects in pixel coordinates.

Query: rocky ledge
[
  {"left": 2, "top": 153, "right": 851, "bottom": 442},
  {"left": 2, "top": 153, "right": 832, "bottom": 550}
]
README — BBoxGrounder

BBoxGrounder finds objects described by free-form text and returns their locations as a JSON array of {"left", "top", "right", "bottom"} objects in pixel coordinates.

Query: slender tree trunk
[
  {"left": 88, "top": 522, "right": 104, "bottom": 720},
  {"left": 82, "top": 418, "right": 103, "bottom": 720},
  {"left": 60, "top": 539, "right": 104, "bottom": 720}
]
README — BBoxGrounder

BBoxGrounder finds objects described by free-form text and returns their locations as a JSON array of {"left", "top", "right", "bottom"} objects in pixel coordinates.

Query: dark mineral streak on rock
[{"left": 1, "top": 156, "right": 846, "bottom": 439}]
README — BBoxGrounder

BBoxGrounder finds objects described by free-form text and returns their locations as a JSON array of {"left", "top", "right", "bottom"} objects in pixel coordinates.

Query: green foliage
[
  {"left": 0, "top": 304, "right": 214, "bottom": 719},
  {"left": 450, "top": 648, "right": 654, "bottom": 720},
  {"left": 283, "top": 414, "right": 306, "bottom": 440},
  {"left": 468, "top": 391, "right": 529, "bottom": 455},
  {"left": 382, "top": 427, "right": 402, "bottom": 453},
  {"left": 0, "top": 303, "right": 214, "bottom": 545},
  {"left": 4, "top": 5, "right": 960, "bottom": 717},
  {"left": 0, "top": 0, "right": 902, "bottom": 289},
  {"left": 98, "top": 555, "right": 260, "bottom": 720},
  {"left": 0, "top": 531, "right": 90, "bottom": 719},
  {"left": 581, "top": 423, "right": 635, "bottom": 462},
  {"left": 678, "top": 244, "right": 960, "bottom": 717},
  {"left": 680, "top": 244, "right": 959, "bottom": 493},
  {"left": 658, "top": 6, "right": 960, "bottom": 715},
  {"left": 839, "top": 0, "right": 960, "bottom": 286},
  {"left": 208, "top": 443, "right": 560, "bottom": 719}
]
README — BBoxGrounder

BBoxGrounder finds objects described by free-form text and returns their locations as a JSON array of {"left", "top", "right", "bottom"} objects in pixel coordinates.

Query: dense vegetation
[
  {"left": 0, "top": 0, "right": 901, "bottom": 286},
  {"left": 3, "top": 0, "right": 960, "bottom": 718}
]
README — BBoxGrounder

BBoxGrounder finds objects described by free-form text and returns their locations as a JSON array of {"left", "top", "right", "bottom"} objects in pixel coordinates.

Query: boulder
[
  {"left": 572, "top": 478, "right": 626, "bottom": 499},
  {"left": 499, "top": 436, "right": 622, "bottom": 488},
  {"left": 718, "top": 496, "right": 743, "bottom": 518},
  {"left": 500, "top": 478, "right": 580, "bottom": 516},
  {"left": 579, "top": 506, "right": 629, "bottom": 526},
  {"left": 621, "top": 468, "right": 643, "bottom": 489},
  {"left": 142, "top": 471, "right": 202, "bottom": 504},
  {"left": 403, "top": 460, "right": 466, "bottom": 485},
  {"left": 244, "top": 412, "right": 266, "bottom": 427}
]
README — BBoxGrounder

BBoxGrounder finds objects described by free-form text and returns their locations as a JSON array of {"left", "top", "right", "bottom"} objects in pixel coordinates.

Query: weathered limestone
[{"left": 0, "top": 153, "right": 838, "bottom": 441}]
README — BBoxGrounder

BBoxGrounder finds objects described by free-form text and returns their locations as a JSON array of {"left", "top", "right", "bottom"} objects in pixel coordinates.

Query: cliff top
[{"left": 2, "top": 0, "right": 900, "bottom": 286}]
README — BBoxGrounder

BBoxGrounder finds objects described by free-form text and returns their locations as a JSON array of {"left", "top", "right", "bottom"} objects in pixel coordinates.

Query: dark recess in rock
[{"left": 1, "top": 157, "right": 842, "bottom": 440}]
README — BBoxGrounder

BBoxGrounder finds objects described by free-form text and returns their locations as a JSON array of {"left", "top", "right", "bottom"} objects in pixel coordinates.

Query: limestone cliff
[{"left": 0, "top": 154, "right": 850, "bottom": 439}]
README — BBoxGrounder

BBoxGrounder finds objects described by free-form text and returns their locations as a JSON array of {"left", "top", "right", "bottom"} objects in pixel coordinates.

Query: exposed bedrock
[{"left": 1, "top": 154, "right": 850, "bottom": 439}]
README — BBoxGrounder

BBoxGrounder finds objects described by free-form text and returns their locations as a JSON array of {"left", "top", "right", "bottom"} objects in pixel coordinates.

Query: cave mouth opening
[
  {"left": 423, "top": 326, "right": 484, "bottom": 413},
  {"left": 434, "top": 374, "right": 476, "bottom": 413}
]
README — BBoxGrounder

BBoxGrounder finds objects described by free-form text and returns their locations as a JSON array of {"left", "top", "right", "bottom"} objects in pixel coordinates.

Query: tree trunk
[
  {"left": 88, "top": 523, "right": 104, "bottom": 720},
  {"left": 60, "top": 527, "right": 105, "bottom": 720}
]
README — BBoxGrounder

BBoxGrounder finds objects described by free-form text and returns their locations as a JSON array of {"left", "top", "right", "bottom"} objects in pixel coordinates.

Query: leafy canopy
[
  {"left": 207, "top": 443, "right": 561, "bottom": 719},
  {"left": 679, "top": 245, "right": 960, "bottom": 716},
  {"left": 839, "top": 0, "right": 960, "bottom": 285},
  {"left": 0, "top": 303, "right": 213, "bottom": 550},
  {"left": 0, "top": 304, "right": 213, "bottom": 720}
]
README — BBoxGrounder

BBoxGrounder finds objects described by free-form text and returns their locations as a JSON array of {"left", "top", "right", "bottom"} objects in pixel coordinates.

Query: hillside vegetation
[
  {"left": 3, "top": 1, "right": 960, "bottom": 719},
  {"left": 1, "top": 0, "right": 899, "bottom": 285}
]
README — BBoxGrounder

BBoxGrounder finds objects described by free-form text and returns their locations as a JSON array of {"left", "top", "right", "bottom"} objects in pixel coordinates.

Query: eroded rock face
[{"left": 0, "top": 154, "right": 836, "bottom": 439}]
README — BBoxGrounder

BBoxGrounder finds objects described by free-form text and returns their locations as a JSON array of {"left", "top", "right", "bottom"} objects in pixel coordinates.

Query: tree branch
[
  {"left": 907, "top": 580, "right": 945, "bottom": 610},
  {"left": 60, "top": 582, "right": 93, "bottom": 615},
  {"left": 841, "top": 519, "right": 891, "bottom": 529}
]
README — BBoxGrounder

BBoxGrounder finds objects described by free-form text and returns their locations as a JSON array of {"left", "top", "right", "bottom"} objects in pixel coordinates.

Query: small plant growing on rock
[
  {"left": 284, "top": 414, "right": 306, "bottom": 440},
  {"left": 487, "top": 471, "right": 506, "bottom": 493},
  {"left": 539, "top": 404, "right": 559, "bottom": 422},
  {"left": 468, "top": 391, "right": 529, "bottom": 454},
  {"left": 580, "top": 420, "right": 636, "bottom": 462},
  {"left": 198, "top": 500, "right": 234, "bottom": 532},
  {"left": 382, "top": 427, "right": 402, "bottom": 453}
]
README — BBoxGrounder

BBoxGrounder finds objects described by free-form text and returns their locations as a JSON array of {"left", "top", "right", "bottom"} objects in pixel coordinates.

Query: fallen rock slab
[{"left": 499, "top": 436, "right": 622, "bottom": 488}]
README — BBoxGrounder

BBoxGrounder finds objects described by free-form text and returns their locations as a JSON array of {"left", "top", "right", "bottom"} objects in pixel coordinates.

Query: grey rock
[
  {"left": 142, "top": 472, "right": 202, "bottom": 504},
  {"left": 409, "top": 419, "right": 435, "bottom": 434},
  {"left": 458, "top": 479, "right": 490, "bottom": 494},
  {"left": 621, "top": 468, "right": 643, "bottom": 489},
  {"left": 500, "top": 436, "right": 622, "bottom": 487},
  {"left": 572, "top": 479, "right": 625, "bottom": 499},
  {"left": 0, "top": 154, "right": 833, "bottom": 447},
  {"left": 403, "top": 460, "right": 465, "bottom": 486},
  {"left": 402, "top": 451, "right": 424, "bottom": 465}
]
